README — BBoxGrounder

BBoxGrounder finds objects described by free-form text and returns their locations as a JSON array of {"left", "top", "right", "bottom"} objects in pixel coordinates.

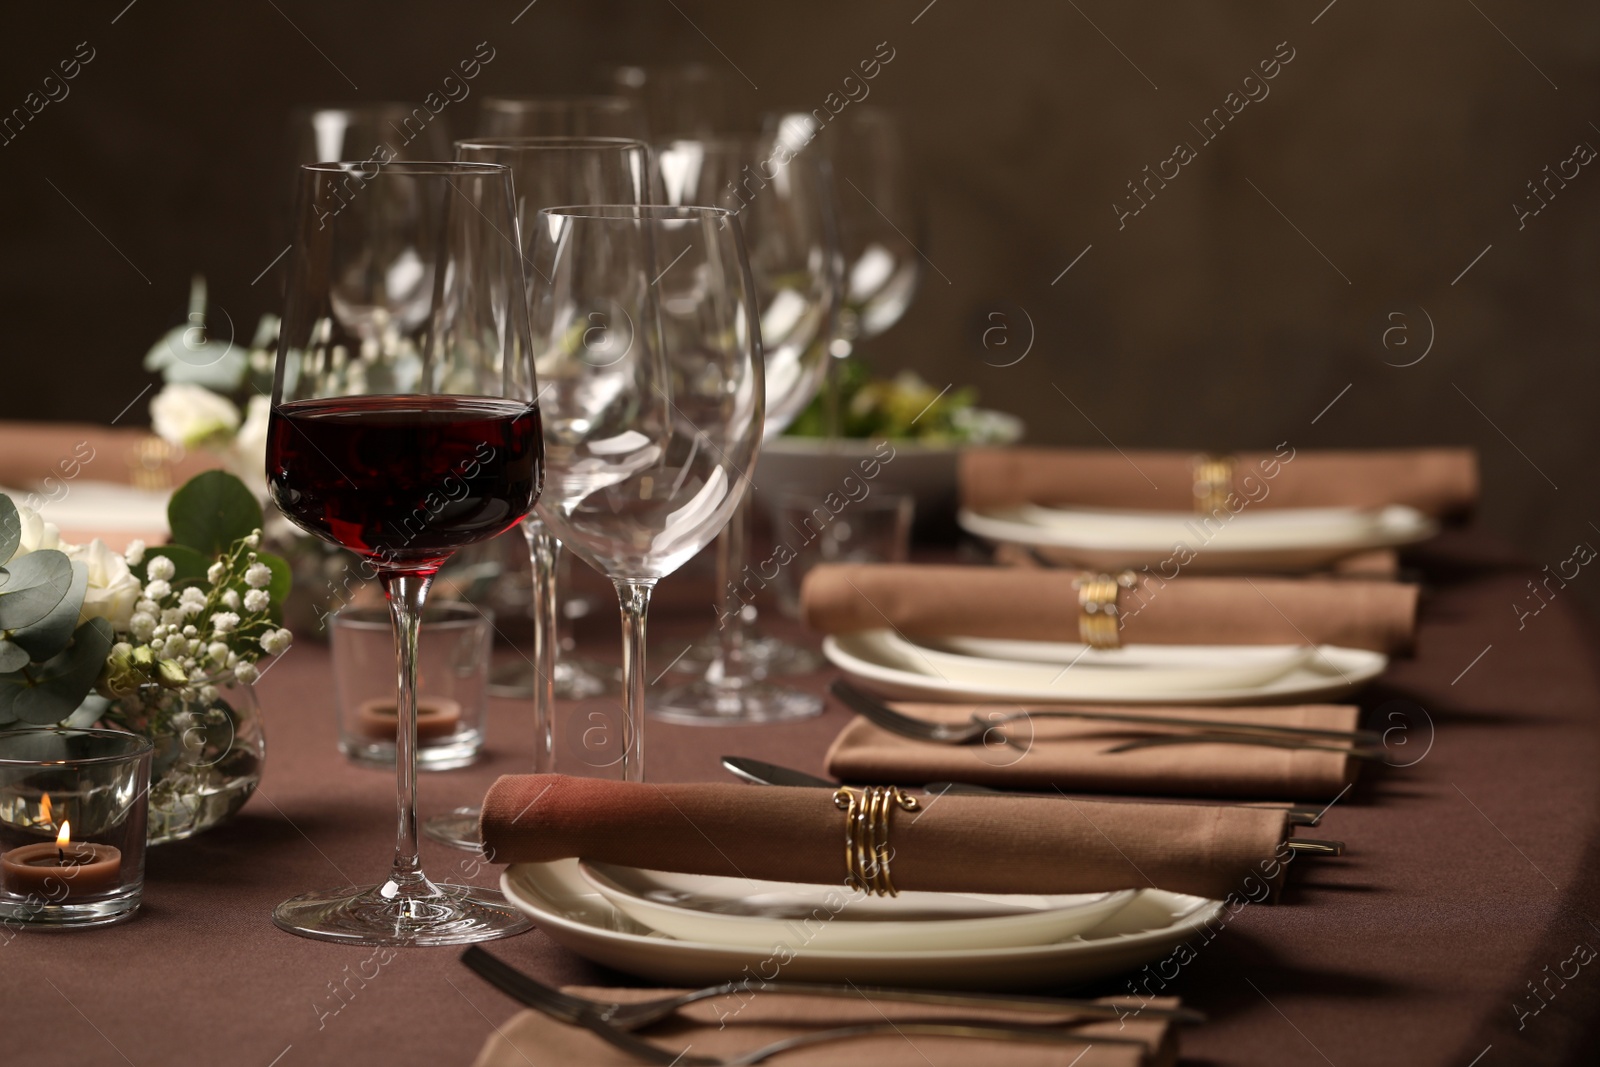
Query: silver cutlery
[
  {"left": 833, "top": 679, "right": 1383, "bottom": 746},
  {"left": 1102, "top": 732, "right": 1384, "bottom": 760},
  {"left": 462, "top": 947, "right": 1168, "bottom": 1064},
  {"left": 924, "top": 779, "right": 1327, "bottom": 827}
]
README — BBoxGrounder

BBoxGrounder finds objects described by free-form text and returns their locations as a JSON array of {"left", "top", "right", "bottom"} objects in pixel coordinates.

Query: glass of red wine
[{"left": 266, "top": 161, "right": 540, "bottom": 945}]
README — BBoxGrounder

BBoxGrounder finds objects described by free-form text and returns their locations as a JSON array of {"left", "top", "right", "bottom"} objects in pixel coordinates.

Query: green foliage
[
  {"left": 167, "top": 470, "right": 264, "bottom": 558},
  {"left": 785, "top": 357, "right": 983, "bottom": 443}
]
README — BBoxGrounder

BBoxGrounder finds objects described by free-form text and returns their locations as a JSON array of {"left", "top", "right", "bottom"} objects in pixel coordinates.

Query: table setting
[{"left": 3, "top": 49, "right": 1600, "bottom": 1067}]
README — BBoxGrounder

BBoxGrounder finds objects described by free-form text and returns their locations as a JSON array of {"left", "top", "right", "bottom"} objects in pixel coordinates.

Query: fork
[
  {"left": 833, "top": 679, "right": 1383, "bottom": 746},
  {"left": 460, "top": 946, "right": 1203, "bottom": 1031},
  {"left": 1102, "top": 732, "right": 1384, "bottom": 760},
  {"left": 462, "top": 948, "right": 1159, "bottom": 1065}
]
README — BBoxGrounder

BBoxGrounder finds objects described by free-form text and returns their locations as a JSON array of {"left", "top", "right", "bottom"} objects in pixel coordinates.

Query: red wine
[{"left": 267, "top": 395, "right": 542, "bottom": 570}]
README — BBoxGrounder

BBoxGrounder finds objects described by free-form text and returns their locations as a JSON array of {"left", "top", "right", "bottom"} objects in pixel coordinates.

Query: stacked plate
[
  {"left": 959, "top": 502, "right": 1437, "bottom": 573},
  {"left": 502, "top": 859, "right": 1223, "bottom": 989},
  {"left": 823, "top": 631, "right": 1386, "bottom": 705}
]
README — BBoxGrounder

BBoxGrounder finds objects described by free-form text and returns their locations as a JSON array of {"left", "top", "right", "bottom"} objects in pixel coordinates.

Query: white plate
[
  {"left": 959, "top": 503, "right": 1436, "bottom": 573},
  {"left": 578, "top": 863, "right": 1136, "bottom": 952},
  {"left": 503, "top": 859, "right": 1223, "bottom": 989},
  {"left": 900, "top": 635, "right": 1314, "bottom": 695},
  {"left": 824, "top": 630, "right": 1386, "bottom": 705}
]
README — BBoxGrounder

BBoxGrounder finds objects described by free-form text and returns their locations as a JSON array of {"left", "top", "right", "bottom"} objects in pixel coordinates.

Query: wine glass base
[
  {"left": 650, "top": 677, "right": 824, "bottom": 725},
  {"left": 422, "top": 806, "right": 484, "bottom": 851},
  {"left": 672, "top": 630, "right": 825, "bottom": 677},
  {"left": 488, "top": 657, "right": 620, "bottom": 700},
  {"left": 272, "top": 882, "right": 531, "bottom": 946}
]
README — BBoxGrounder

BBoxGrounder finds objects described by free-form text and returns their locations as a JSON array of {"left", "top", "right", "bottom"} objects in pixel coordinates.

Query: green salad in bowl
[{"left": 785, "top": 359, "right": 1018, "bottom": 445}]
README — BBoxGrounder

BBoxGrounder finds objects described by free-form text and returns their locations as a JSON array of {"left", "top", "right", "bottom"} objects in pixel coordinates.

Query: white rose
[
  {"left": 62, "top": 539, "right": 144, "bottom": 632},
  {"left": 149, "top": 382, "right": 241, "bottom": 450},
  {"left": 9, "top": 504, "right": 62, "bottom": 559},
  {"left": 229, "top": 394, "right": 271, "bottom": 497}
]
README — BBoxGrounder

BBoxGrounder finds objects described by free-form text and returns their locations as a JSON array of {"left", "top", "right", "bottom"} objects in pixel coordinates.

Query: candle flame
[
  {"left": 41, "top": 793, "right": 52, "bottom": 826},
  {"left": 57, "top": 821, "right": 71, "bottom": 850}
]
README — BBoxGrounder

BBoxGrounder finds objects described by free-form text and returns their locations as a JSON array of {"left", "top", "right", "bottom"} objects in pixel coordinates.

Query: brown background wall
[{"left": 2, "top": 2, "right": 1597, "bottom": 603}]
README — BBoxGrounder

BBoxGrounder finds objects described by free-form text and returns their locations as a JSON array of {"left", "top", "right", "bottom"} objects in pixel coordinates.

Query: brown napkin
[
  {"left": 800, "top": 563, "right": 1418, "bottom": 653},
  {"left": 480, "top": 774, "right": 1291, "bottom": 900},
  {"left": 961, "top": 446, "right": 1477, "bottom": 518},
  {"left": 827, "top": 702, "right": 1362, "bottom": 800},
  {"left": 0, "top": 421, "right": 215, "bottom": 490},
  {"left": 992, "top": 542, "right": 1401, "bottom": 577},
  {"left": 471, "top": 989, "right": 1181, "bottom": 1067}
]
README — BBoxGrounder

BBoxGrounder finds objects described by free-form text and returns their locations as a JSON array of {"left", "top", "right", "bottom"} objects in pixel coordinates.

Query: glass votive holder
[
  {"left": 330, "top": 602, "right": 491, "bottom": 771},
  {"left": 769, "top": 488, "right": 915, "bottom": 617},
  {"left": 0, "top": 729, "right": 153, "bottom": 931}
]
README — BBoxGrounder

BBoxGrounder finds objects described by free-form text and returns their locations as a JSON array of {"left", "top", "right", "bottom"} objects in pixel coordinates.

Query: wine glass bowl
[{"left": 267, "top": 161, "right": 540, "bottom": 945}]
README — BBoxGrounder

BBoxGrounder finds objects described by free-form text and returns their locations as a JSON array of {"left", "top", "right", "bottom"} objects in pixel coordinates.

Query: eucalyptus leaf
[
  {"left": 0, "top": 639, "right": 29, "bottom": 672},
  {"left": 0, "top": 494, "right": 19, "bottom": 564},
  {"left": 0, "top": 550, "right": 75, "bottom": 631},
  {"left": 0, "top": 618, "right": 113, "bottom": 726},
  {"left": 6, "top": 560, "right": 87, "bottom": 661},
  {"left": 168, "top": 471, "right": 263, "bottom": 557}
]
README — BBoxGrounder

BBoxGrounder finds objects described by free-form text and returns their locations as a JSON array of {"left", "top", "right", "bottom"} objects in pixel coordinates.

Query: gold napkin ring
[
  {"left": 1192, "top": 453, "right": 1236, "bottom": 514},
  {"left": 834, "top": 785, "right": 919, "bottom": 896},
  {"left": 1074, "top": 571, "right": 1136, "bottom": 649}
]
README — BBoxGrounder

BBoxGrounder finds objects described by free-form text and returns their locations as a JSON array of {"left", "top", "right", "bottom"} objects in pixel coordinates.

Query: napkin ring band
[
  {"left": 1192, "top": 453, "right": 1236, "bottom": 514},
  {"left": 834, "top": 785, "right": 919, "bottom": 897},
  {"left": 1074, "top": 571, "right": 1136, "bottom": 649}
]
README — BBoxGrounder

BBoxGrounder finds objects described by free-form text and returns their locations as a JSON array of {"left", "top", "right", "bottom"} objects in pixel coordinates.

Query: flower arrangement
[{"left": 0, "top": 470, "right": 292, "bottom": 736}]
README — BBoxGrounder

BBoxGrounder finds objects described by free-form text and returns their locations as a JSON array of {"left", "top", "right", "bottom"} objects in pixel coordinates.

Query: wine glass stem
[
  {"left": 614, "top": 579, "right": 655, "bottom": 783},
  {"left": 522, "top": 517, "right": 558, "bottom": 774},
  {"left": 380, "top": 569, "right": 434, "bottom": 896},
  {"left": 713, "top": 494, "right": 754, "bottom": 679}
]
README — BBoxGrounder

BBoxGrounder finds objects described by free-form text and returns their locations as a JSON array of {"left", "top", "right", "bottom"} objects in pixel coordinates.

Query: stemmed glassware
[
  {"left": 649, "top": 136, "right": 838, "bottom": 722},
  {"left": 423, "top": 137, "right": 652, "bottom": 850},
  {"left": 478, "top": 96, "right": 649, "bottom": 140},
  {"left": 266, "top": 162, "right": 540, "bottom": 945},
  {"left": 531, "top": 205, "right": 764, "bottom": 780},
  {"left": 599, "top": 63, "right": 749, "bottom": 137},
  {"left": 290, "top": 102, "right": 453, "bottom": 162}
]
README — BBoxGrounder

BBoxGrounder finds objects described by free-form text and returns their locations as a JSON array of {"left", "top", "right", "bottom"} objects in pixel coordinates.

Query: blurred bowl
[{"left": 755, "top": 410, "right": 1023, "bottom": 538}]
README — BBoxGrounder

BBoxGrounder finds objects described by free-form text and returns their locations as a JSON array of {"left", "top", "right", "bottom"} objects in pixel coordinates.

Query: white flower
[
  {"left": 144, "top": 578, "right": 172, "bottom": 601},
  {"left": 259, "top": 628, "right": 293, "bottom": 656},
  {"left": 149, "top": 382, "right": 241, "bottom": 450},
  {"left": 233, "top": 661, "right": 259, "bottom": 685},
  {"left": 244, "top": 531, "right": 261, "bottom": 549},
  {"left": 162, "top": 634, "right": 188, "bottom": 658},
  {"left": 125, "top": 540, "right": 146, "bottom": 567},
  {"left": 199, "top": 684, "right": 219, "bottom": 703},
  {"left": 146, "top": 556, "right": 176, "bottom": 581},
  {"left": 244, "top": 562, "right": 272, "bottom": 589},
  {"left": 230, "top": 394, "right": 272, "bottom": 498},
  {"left": 130, "top": 612, "right": 158, "bottom": 642},
  {"left": 135, "top": 598, "right": 158, "bottom": 616},
  {"left": 221, "top": 589, "right": 240, "bottom": 610},
  {"left": 161, "top": 607, "right": 185, "bottom": 627},
  {"left": 206, "top": 561, "right": 226, "bottom": 584},
  {"left": 179, "top": 587, "right": 207, "bottom": 606},
  {"left": 210, "top": 612, "right": 240, "bottom": 634},
  {"left": 61, "top": 539, "right": 144, "bottom": 631},
  {"left": 206, "top": 641, "right": 229, "bottom": 664},
  {"left": 243, "top": 588, "right": 270, "bottom": 613},
  {"left": 9, "top": 504, "right": 62, "bottom": 559}
]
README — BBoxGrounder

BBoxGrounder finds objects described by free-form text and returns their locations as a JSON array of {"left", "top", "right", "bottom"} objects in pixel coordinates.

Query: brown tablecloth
[{"left": 5, "top": 530, "right": 1600, "bottom": 1065}]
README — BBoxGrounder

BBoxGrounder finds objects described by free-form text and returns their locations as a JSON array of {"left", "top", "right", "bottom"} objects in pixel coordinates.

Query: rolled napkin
[
  {"left": 961, "top": 446, "right": 1478, "bottom": 518},
  {"left": 480, "top": 774, "right": 1292, "bottom": 900},
  {"left": 800, "top": 563, "right": 1418, "bottom": 653},
  {"left": 471, "top": 989, "right": 1182, "bottom": 1067},
  {"left": 827, "top": 701, "right": 1363, "bottom": 799},
  {"left": 992, "top": 541, "right": 1401, "bottom": 577}
]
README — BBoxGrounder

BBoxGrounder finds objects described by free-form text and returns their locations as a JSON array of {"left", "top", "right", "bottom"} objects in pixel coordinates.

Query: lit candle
[
  {"left": 1, "top": 819, "right": 123, "bottom": 900},
  {"left": 357, "top": 696, "right": 462, "bottom": 741}
]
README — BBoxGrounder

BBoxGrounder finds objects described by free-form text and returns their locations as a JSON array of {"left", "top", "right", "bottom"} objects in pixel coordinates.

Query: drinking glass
[
  {"left": 600, "top": 62, "right": 750, "bottom": 137},
  {"left": 532, "top": 205, "right": 764, "bottom": 781},
  {"left": 477, "top": 96, "right": 649, "bottom": 140},
  {"left": 423, "top": 137, "right": 652, "bottom": 851},
  {"left": 290, "top": 103, "right": 453, "bottom": 163},
  {"left": 650, "top": 136, "right": 838, "bottom": 723},
  {"left": 266, "top": 162, "right": 541, "bottom": 945}
]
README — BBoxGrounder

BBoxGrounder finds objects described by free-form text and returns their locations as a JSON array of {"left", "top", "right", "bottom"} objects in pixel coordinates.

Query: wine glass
[
  {"left": 532, "top": 205, "right": 764, "bottom": 780},
  {"left": 768, "top": 107, "right": 922, "bottom": 434},
  {"left": 290, "top": 102, "right": 453, "bottom": 162},
  {"left": 267, "top": 162, "right": 540, "bottom": 945},
  {"left": 477, "top": 96, "right": 649, "bottom": 140},
  {"left": 600, "top": 62, "right": 751, "bottom": 137},
  {"left": 649, "top": 136, "right": 839, "bottom": 723},
  {"left": 422, "top": 137, "right": 653, "bottom": 851}
]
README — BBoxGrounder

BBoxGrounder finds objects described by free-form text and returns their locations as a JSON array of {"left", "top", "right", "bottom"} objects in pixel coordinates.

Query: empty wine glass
[
  {"left": 423, "top": 137, "right": 652, "bottom": 851},
  {"left": 532, "top": 205, "right": 764, "bottom": 781},
  {"left": 290, "top": 102, "right": 453, "bottom": 163},
  {"left": 650, "top": 135, "right": 838, "bottom": 723},
  {"left": 267, "top": 162, "right": 540, "bottom": 945},
  {"left": 600, "top": 62, "right": 751, "bottom": 137},
  {"left": 478, "top": 96, "right": 649, "bottom": 140}
]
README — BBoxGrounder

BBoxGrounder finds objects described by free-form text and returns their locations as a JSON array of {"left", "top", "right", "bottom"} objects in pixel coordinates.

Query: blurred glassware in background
[
  {"left": 289, "top": 102, "right": 453, "bottom": 162},
  {"left": 477, "top": 96, "right": 649, "bottom": 140},
  {"left": 531, "top": 205, "right": 764, "bottom": 782},
  {"left": 650, "top": 134, "right": 839, "bottom": 723},
  {"left": 768, "top": 489, "right": 914, "bottom": 617},
  {"left": 600, "top": 62, "right": 753, "bottom": 137}
]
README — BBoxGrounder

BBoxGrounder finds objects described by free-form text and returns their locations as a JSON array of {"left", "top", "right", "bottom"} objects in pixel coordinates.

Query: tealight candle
[
  {"left": 357, "top": 696, "right": 462, "bottom": 741},
  {"left": 1, "top": 821, "right": 123, "bottom": 900}
]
